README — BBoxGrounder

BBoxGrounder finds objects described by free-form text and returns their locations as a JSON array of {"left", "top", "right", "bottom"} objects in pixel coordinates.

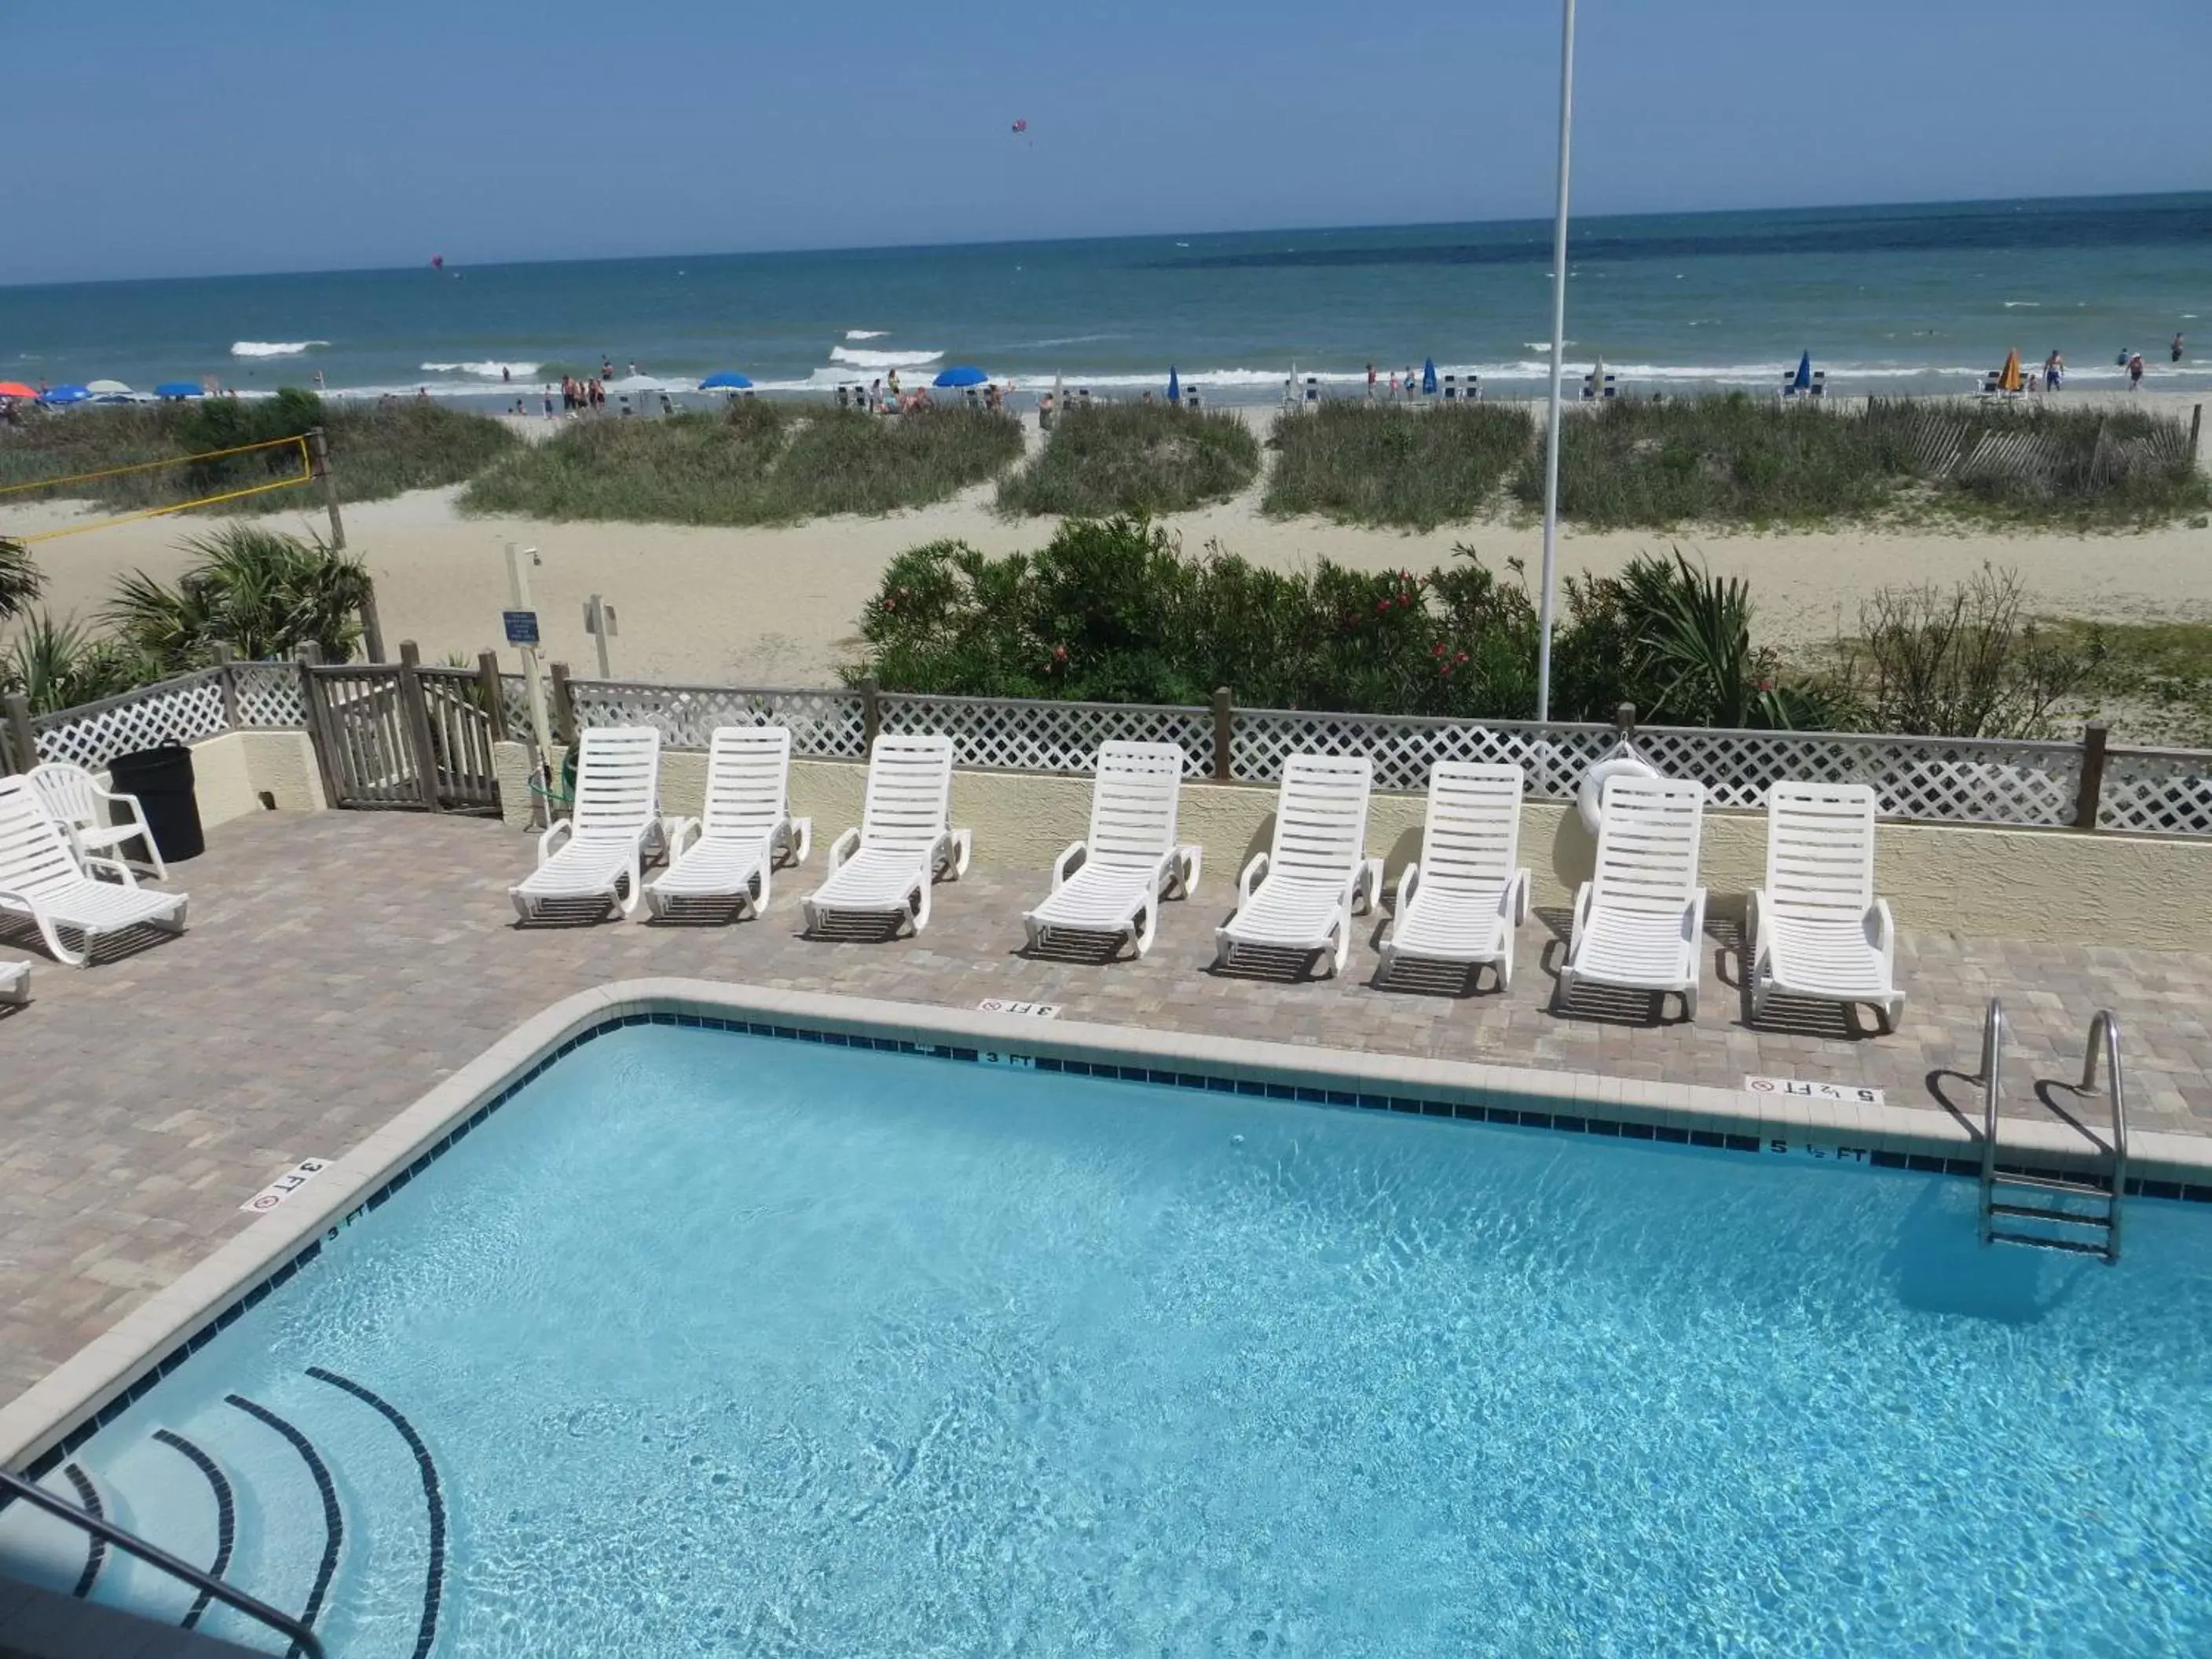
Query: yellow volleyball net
[{"left": 0, "top": 434, "right": 315, "bottom": 544}]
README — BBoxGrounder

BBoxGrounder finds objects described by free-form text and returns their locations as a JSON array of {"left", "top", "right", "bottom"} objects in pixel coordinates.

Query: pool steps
[{"left": 0, "top": 1368, "right": 442, "bottom": 1657}]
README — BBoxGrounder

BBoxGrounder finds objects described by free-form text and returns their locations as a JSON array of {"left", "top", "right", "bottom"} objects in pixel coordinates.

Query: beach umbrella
[
  {"left": 932, "top": 365, "right": 988, "bottom": 389},
  {"left": 1166, "top": 366, "right": 1181, "bottom": 405},
  {"left": 699, "top": 372, "right": 753, "bottom": 390},
  {"left": 42, "top": 385, "right": 90, "bottom": 404},
  {"left": 86, "top": 379, "right": 130, "bottom": 394},
  {"left": 1421, "top": 357, "right": 1437, "bottom": 395},
  {"left": 1998, "top": 348, "right": 2023, "bottom": 394},
  {"left": 154, "top": 382, "right": 203, "bottom": 399},
  {"left": 0, "top": 382, "right": 35, "bottom": 399},
  {"left": 1793, "top": 351, "right": 1813, "bottom": 391}
]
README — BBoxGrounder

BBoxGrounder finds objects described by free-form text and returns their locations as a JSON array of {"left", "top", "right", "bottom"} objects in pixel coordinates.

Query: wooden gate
[{"left": 303, "top": 648, "right": 503, "bottom": 814}]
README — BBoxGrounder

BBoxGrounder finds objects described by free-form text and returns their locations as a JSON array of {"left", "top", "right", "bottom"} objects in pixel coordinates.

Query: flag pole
[{"left": 1536, "top": 0, "right": 1577, "bottom": 723}]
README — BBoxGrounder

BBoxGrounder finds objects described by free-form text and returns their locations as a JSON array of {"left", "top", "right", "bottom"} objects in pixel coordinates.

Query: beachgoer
[
  {"left": 602, "top": 357, "right": 614, "bottom": 381},
  {"left": 2129, "top": 353, "right": 2145, "bottom": 391},
  {"left": 1367, "top": 363, "right": 1377, "bottom": 399},
  {"left": 2174, "top": 332, "right": 2188, "bottom": 364},
  {"left": 313, "top": 370, "right": 325, "bottom": 390},
  {"left": 2043, "top": 350, "right": 2064, "bottom": 391},
  {"left": 544, "top": 391, "right": 555, "bottom": 418},
  {"left": 501, "top": 365, "right": 511, "bottom": 383},
  {"left": 417, "top": 386, "right": 429, "bottom": 400},
  {"left": 1403, "top": 365, "right": 1415, "bottom": 399},
  {"left": 628, "top": 361, "right": 639, "bottom": 377},
  {"left": 1038, "top": 390, "right": 1054, "bottom": 430}
]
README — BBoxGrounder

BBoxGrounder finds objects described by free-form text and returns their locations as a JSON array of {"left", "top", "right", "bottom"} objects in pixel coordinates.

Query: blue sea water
[
  {"left": 2, "top": 194, "right": 2209, "bottom": 405},
  {"left": 13, "top": 1025, "right": 2211, "bottom": 1656}
]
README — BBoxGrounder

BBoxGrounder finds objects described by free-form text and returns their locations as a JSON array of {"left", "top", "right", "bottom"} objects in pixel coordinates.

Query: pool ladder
[{"left": 1976, "top": 999, "right": 2127, "bottom": 1264}]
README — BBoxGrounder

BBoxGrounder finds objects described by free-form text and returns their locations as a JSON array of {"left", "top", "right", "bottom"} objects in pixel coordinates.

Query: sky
[{"left": 5, "top": 0, "right": 2210, "bottom": 286}]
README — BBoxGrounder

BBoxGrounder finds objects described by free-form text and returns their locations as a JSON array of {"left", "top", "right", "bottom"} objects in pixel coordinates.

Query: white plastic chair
[
  {"left": 1377, "top": 762, "right": 1530, "bottom": 990},
  {"left": 646, "top": 727, "right": 811, "bottom": 921},
  {"left": 1556, "top": 774, "right": 1707, "bottom": 1020},
  {"left": 509, "top": 726, "right": 663, "bottom": 922},
  {"left": 0, "top": 958, "right": 26, "bottom": 1004},
  {"left": 1023, "top": 742, "right": 1199, "bottom": 959},
  {"left": 0, "top": 777, "right": 189, "bottom": 968},
  {"left": 1749, "top": 781, "right": 1906, "bottom": 1031},
  {"left": 27, "top": 760, "right": 167, "bottom": 878},
  {"left": 802, "top": 734, "right": 970, "bottom": 936},
  {"left": 1214, "top": 754, "right": 1381, "bottom": 978}
]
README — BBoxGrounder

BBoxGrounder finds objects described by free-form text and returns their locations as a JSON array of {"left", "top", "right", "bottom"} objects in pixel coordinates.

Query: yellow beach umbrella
[{"left": 1998, "top": 347, "right": 2023, "bottom": 394}]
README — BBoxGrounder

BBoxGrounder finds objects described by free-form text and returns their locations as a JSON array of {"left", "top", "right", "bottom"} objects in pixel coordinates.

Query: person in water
[
  {"left": 2128, "top": 353, "right": 2146, "bottom": 390},
  {"left": 2174, "top": 332, "right": 2187, "bottom": 364}
]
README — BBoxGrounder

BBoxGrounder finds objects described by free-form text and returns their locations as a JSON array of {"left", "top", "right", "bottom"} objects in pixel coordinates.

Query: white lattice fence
[
  {"left": 30, "top": 672, "right": 229, "bottom": 771},
  {"left": 569, "top": 682, "right": 867, "bottom": 757},
  {"left": 2098, "top": 748, "right": 2212, "bottom": 835},
  {"left": 229, "top": 662, "right": 309, "bottom": 728},
  {"left": 1232, "top": 710, "right": 1613, "bottom": 797},
  {"left": 1631, "top": 728, "right": 2081, "bottom": 825},
  {"left": 880, "top": 694, "right": 1214, "bottom": 774}
]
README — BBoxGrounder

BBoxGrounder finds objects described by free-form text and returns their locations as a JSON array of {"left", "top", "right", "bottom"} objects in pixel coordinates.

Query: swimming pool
[{"left": 6, "top": 1016, "right": 2210, "bottom": 1654}]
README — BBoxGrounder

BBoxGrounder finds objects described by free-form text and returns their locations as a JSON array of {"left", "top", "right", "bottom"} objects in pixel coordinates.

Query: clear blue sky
[{"left": 8, "top": 0, "right": 2208, "bottom": 285}]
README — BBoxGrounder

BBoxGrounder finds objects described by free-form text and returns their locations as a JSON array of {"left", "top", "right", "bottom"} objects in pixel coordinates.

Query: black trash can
[{"left": 106, "top": 743, "right": 205, "bottom": 863}]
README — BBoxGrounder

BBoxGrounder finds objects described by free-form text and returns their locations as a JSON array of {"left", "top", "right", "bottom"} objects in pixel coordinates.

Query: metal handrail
[
  {"left": 1978, "top": 997, "right": 2005, "bottom": 1243},
  {"left": 0, "top": 1467, "right": 324, "bottom": 1659},
  {"left": 2083, "top": 1009, "right": 2129, "bottom": 1263}
]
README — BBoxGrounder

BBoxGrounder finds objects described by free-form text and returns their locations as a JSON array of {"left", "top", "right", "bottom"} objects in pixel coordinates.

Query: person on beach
[
  {"left": 2043, "top": 350, "right": 2064, "bottom": 391},
  {"left": 602, "top": 357, "right": 614, "bottom": 381},
  {"left": 544, "top": 389, "right": 555, "bottom": 418},
  {"left": 1403, "top": 364, "right": 1415, "bottom": 399},
  {"left": 2174, "top": 332, "right": 2187, "bottom": 364},
  {"left": 2128, "top": 353, "right": 2146, "bottom": 390},
  {"left": 1367, "top": 363, "right": 1377, "bottom": 399}
]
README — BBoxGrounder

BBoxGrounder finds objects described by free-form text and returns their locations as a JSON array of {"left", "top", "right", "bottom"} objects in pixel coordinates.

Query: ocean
[{"left": 3, "top": 194, "right": 2208, "bottom": 406}]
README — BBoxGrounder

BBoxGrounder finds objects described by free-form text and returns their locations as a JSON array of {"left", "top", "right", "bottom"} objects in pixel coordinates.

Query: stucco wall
[
  {"left": 484, "top": 745, "right": 2212, "bottom": 950},
  {"left": 82, "top": 730, "right": 324, "bottom": 834}
]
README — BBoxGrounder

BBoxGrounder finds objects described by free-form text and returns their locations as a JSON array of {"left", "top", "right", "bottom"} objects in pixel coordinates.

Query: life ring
[{"left": 1577, "top": 749, "right": 1659, "bottom": 836}]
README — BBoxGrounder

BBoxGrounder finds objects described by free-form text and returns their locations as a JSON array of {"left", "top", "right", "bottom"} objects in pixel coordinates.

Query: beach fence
[{"left": 8, "top": 664, "right": 2210, "bottom": 839}]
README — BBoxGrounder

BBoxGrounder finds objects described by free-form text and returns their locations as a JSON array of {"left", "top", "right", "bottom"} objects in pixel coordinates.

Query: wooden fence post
[
  {"left": 548, "top": 661, "right": 577, "bottom": 745},
  {"left": 1211, "top": 686, "right": 1235, "bottom": 782},
  {"left": 396, "top": 641, "right": 445, "bottom": 813},
  {"left": 2073, "top": 720, "right": 2110, "bottom": 831},
  {"left": 477, "top": 650, "right": 509, "bottom": 742},
  {"left": 212, "top": 643, "right": 240, "bottom": 730},
  {"left": 2, "top": 690, "right": 34, "bottom": 775},
  {"left": 294, "top": 644, "right": 343, "bottom": 808},
  {"left": 859, "top": 676, "right": 881, "bottom": 753}
]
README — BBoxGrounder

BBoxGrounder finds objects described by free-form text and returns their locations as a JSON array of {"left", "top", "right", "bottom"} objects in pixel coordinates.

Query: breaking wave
[
  {"left": 230, "top": 340, "right": 327, "bottom": 357},
  {"left": 844, "top": 329, "right": 888, "bottom": 340},
  {"left": 421, "top": 360, "right": 542, "bottom": 378},
  {"left": 829, "top": 346, "right": 943, "bottom": 369}
]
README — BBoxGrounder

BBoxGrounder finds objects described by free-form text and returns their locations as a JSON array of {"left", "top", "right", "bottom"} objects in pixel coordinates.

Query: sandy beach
[{"left": 8, "top": 392, "right": 2207, "bottom": 687}]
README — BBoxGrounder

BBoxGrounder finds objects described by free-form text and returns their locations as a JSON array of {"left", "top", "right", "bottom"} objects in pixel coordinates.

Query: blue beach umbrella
[
  {"left": 1793, "top": 351, "right": 1813, "bottom": 391},
  {"left": 932, "top": 365, "right": 988, "bottom": 389},
  {"left": 40, "top": 384, "right": 90, "bottom": 404},
  {"left": 699, "top": 372, "right": 753, "bottom": 390},
  {"left": 1166, "top": 366, "right": 1181, "bottom": 405},
  {"left": 154, "top": 382, "right": 203, "bottom": 399},
  {"left": 1421, "top": 357, "right": 1437, "bottom": 395}
]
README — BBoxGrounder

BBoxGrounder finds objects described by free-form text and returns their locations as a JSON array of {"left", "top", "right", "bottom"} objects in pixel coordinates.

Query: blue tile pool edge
[{"left": 6, "top": 976, "right": 2207, "bottom": 1481}]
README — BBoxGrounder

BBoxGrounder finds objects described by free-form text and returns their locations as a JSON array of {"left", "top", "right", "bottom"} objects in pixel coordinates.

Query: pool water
[{"left": 20, "top": 1026, "right": 2212, "bottom": 1654}]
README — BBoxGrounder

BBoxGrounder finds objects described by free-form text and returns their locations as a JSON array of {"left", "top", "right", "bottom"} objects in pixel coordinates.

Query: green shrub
[
  {"left": 460, "top": 403, "right": 1020, "bottom": 525},
  {"left": 1265, "top": 401, "right": 1533, "bottom": 529},
  {"left": 0, "top": 394, "right": 516, "bottom": 515},
  {"left": 106, "top": 523, "right": 373, "bottom": 668},
  {"left": 997, "top": 403, "right": 1260, "bottom": 517}
]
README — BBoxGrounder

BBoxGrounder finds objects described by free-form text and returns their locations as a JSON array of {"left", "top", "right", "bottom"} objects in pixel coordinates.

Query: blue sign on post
[{"left": 502, "top": 610, "right": 540, "bottom": 646}]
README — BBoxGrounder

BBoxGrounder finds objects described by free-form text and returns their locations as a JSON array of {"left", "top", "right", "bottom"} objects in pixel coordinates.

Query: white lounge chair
[
  {"left": 509, "top": 726, "right": 663, "bottom": 922},
  {"left": 1748, "top": 781, "right": 1905, "bottom": 1031},
  {"left": 646, "top": 727, "right": 811, "bottom": 921},
  {"left": 802, "top": 735, "right": 970, "bottom": 936},
  {"left": 1214, "top": 754, "right": 1381, "bottom": 978},
  {"left": 1377, "top": 761, "right": 1530, "bottom": 991},
  {"left": 0, "top": 777, "right": 188, "bottom": 969},
  {"left": 1023, "top": 742, "right": 1199, "bottom": 959},
  {"left": 0, "top": 959, "right": 26, "bottom": 1004},
  {"left": 27, "top": 760, "right": 167, "bottom": 878},
  {"left": 1556, "top": 774, "right": 1707, "bottom": 1020}
]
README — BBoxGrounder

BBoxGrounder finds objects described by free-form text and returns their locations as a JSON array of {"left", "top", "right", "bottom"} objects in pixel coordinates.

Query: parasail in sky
[
  {"left": 430, "top": 254, "right": 445, "bottom": 270},
  {"left": 1010, "top": 119, "right": 1027, "bottom": 134}
]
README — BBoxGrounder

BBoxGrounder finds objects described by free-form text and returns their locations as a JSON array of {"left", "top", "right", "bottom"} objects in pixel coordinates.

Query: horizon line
[{"left": 5, "top": 188, "right": 2207, "bottom": 296}]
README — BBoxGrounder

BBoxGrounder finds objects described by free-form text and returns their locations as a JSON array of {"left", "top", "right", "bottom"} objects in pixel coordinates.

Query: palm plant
[
  {"left": 107, "top": 523, "right": 372, "bottom": 669},
  {"left": 0, "top": 536, "right": 42, "bottom": 623},
  {"left": 2, "top": 612, "right": 155, "bottom": 714}
]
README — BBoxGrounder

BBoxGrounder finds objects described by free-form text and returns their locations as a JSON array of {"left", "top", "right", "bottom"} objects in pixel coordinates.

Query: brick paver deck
[{"left": 4, "top": 810, "right": 2208, "bottom": 1404}]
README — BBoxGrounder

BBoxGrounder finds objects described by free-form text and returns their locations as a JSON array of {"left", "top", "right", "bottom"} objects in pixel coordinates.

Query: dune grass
[
  {"left": 0, "top": 393, "right": 516, "bottom": 515},
  {"left": 1509, "top": 394, "right": 2210, "bottom": 529},
  {"left": 997, "top": 402, "right": 1261, "bottom": 517},
  {"left": 1265, "top": 401, "right": 1534, "bottom": 529},
  {"left": 459, "top": 402, "right": 1022, "bottom": 525}
]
